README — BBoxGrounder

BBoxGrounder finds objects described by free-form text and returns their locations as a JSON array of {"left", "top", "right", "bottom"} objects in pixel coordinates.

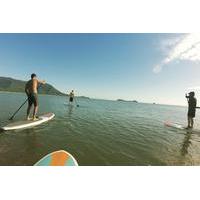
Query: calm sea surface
[{"left": 0, "top": 92, "right": 200, "bottom": 166}]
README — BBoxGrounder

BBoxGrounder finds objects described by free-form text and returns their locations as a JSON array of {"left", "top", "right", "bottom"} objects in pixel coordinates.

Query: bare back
[{"left": 25, "top": 79, "right": 38, "bottom": 94}]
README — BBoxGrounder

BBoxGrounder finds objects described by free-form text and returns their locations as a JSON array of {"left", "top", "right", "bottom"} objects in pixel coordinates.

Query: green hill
[{"left": 0, "top": 77, "right": 65, "bottom": 96}]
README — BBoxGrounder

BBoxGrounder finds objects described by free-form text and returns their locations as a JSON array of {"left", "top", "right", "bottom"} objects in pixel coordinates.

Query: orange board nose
[{"left": 51, "top": 151, "right": 69, "bottom": 166}]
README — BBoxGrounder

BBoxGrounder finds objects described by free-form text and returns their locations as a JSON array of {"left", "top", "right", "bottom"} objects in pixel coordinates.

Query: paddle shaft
[
  {"left": 74, "top": 97, "right": 79, "bottom": 107},
  {"left": 9, "top": 99, "right": 28, "bottom": 120}
]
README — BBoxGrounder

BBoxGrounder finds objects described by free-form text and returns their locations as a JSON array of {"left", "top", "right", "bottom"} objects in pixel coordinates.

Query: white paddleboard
[
  {"left": 164, "top": 121, "right": 200, "bottom": 134},
  {"left": 64, "top": 103, "right": 74, "bottom": 106},
  {"left": 164, "top": 121, "right": 186, "bottom": 130},
  {"left": 1, "top": 113, "right": 55, "bottom": 131}
]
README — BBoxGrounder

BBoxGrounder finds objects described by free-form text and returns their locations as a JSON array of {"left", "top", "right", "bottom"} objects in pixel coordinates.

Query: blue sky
[{"left": 0, "top": 33, "right": 200, "bottom": 105}]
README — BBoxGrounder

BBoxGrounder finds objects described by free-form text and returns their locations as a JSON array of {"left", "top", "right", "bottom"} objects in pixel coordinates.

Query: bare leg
[
  {"left": 27, "top": 105, "right": 32, "bottom": 120},
  {"left": 187, "top": 117, "right": 193, "bottom": 128},
  {"left": 187, "top": 117, "right": 190, "bottom": 128},
  {"left": 33, "top": 106, "right": 38, "bottom": 120},
  {"left": 191, "top": 118, "right": 194, "bottom": 129}
]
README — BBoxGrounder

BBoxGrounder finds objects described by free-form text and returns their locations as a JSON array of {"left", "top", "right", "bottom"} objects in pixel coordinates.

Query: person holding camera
[{"left": 186, "top": 92, "right": 197, "bottom": 129}]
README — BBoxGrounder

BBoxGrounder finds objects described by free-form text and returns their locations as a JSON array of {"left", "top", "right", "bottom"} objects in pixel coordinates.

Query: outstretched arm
[
  {"left": 185, "top": 94, "right": 189, "bottom": 103},
  {"left": 38, "top": 80, "right": 46, "bottom": 84}
]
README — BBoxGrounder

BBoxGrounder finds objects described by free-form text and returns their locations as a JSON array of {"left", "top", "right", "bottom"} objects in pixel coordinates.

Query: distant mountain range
[{"left": 0, "top": 77, "right": 65, "bottom": 96}]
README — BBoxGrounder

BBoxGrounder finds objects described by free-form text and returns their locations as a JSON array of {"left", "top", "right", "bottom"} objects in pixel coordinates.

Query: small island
[
  {"left": 79, "top": 96, "right": 90, "bottom": 99},
  {"left": 117, "top": 99, "right": 138, "bottom": 103}
]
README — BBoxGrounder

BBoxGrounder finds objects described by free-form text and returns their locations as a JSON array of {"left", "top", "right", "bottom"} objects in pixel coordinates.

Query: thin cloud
[{"left": 153, "top": 33, "right": 200, "bottom": 73}]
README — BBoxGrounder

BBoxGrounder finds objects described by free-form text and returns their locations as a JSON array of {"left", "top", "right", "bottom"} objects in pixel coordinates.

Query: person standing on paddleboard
[
  {"left": 69, "top": 90, "right": 75, "bottom": 104},
  {"left": 186, "top": 92, "right": 197, "bottom": 129},
  {"left": 25, "top": 73, "right": 46, "bottom": 121}
]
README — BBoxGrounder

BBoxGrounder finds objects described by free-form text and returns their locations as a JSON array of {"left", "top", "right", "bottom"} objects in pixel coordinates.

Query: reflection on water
[
  {"left": 0, "top": 92, "right": 200, "bottom": 166},
  {"left": 68, "top": 104, "right": 74, "bottom": 117},
  {"left": 181, "top": 131, "right": 192, "bottom": 156}
]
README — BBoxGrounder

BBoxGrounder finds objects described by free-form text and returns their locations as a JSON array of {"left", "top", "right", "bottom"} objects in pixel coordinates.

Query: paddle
[
  {"left": 9, "top": 99, "right": 29, "bottom": 120},
  {"left": 74, "top": 98, "right": 80, "bottom": 107},
  {"left": 9, "top": 84, "right": 43, "bottom": 120}
]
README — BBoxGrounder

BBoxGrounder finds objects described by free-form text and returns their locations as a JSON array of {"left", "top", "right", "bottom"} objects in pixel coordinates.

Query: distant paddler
[
  {"left": 185, "top": 92, "right": 197, "bottom": 129},
  {"left": 68, "top": 90, "right": 79, "bottom": 107},
  {"left": 69, "top": 90, "right": 75, "bottom": 104},
  {"left": 25, "top": 73, "right": 46, "bottom": 121}
]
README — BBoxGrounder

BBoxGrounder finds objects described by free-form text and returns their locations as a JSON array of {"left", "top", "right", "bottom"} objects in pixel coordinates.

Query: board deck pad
[
  {"left": 2, "top": 113, "right": 55, "bottom": 131},
  {"left": 34, "top": 150, "right": 78, "bottom": 166}
]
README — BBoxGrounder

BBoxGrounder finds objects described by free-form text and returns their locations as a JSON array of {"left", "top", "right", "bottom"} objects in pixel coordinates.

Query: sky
[{"left": 0, "top": 33, "right": 200, "bottom": 106}]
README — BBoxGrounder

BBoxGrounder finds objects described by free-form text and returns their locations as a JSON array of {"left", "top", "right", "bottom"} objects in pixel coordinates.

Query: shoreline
[{"left": 0, "top": 91, "right": 187, "bottom": 108}]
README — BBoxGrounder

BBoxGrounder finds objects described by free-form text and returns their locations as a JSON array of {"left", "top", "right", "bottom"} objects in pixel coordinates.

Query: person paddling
[
  {"left": 25, "top": 73, "right": 45, "bottom": 120},
  {"left": 69, "top": 90, "right": 75, "bottom": 104},
  {"left": 186, "top": 92, "right": 197, "bottom": 129}
]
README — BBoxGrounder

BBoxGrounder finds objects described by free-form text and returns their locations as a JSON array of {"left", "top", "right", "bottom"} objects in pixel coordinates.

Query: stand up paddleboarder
[
  {"left": 186, "top": 92, "right": 197, "bottom": 129},
  {"left": 69, "top": 90, "right": 75, "bottom": 104},
  {"left": 25, "top": 73, "right": 46, "bottom": 120}
]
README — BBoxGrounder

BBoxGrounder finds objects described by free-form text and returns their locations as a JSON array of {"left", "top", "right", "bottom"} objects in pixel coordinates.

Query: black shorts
[
  {"left": 28, "top": 93, "right": 38, "bottom": 107},
  {"left": 188, "top": 110, "right": 195, "bottom": 118},
  {"left": 69, "top": 97, "right": 74, "bottom": 102}
]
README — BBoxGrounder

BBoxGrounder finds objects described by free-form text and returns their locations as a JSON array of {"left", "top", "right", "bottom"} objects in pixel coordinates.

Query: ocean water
[{"left": 0, "top": 92, "right": 200, "bottom": 166}]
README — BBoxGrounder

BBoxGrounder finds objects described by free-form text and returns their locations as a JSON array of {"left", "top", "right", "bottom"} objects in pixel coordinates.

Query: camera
[{"left": 185, "top": 93, "right": 189, "bottom": 98}]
